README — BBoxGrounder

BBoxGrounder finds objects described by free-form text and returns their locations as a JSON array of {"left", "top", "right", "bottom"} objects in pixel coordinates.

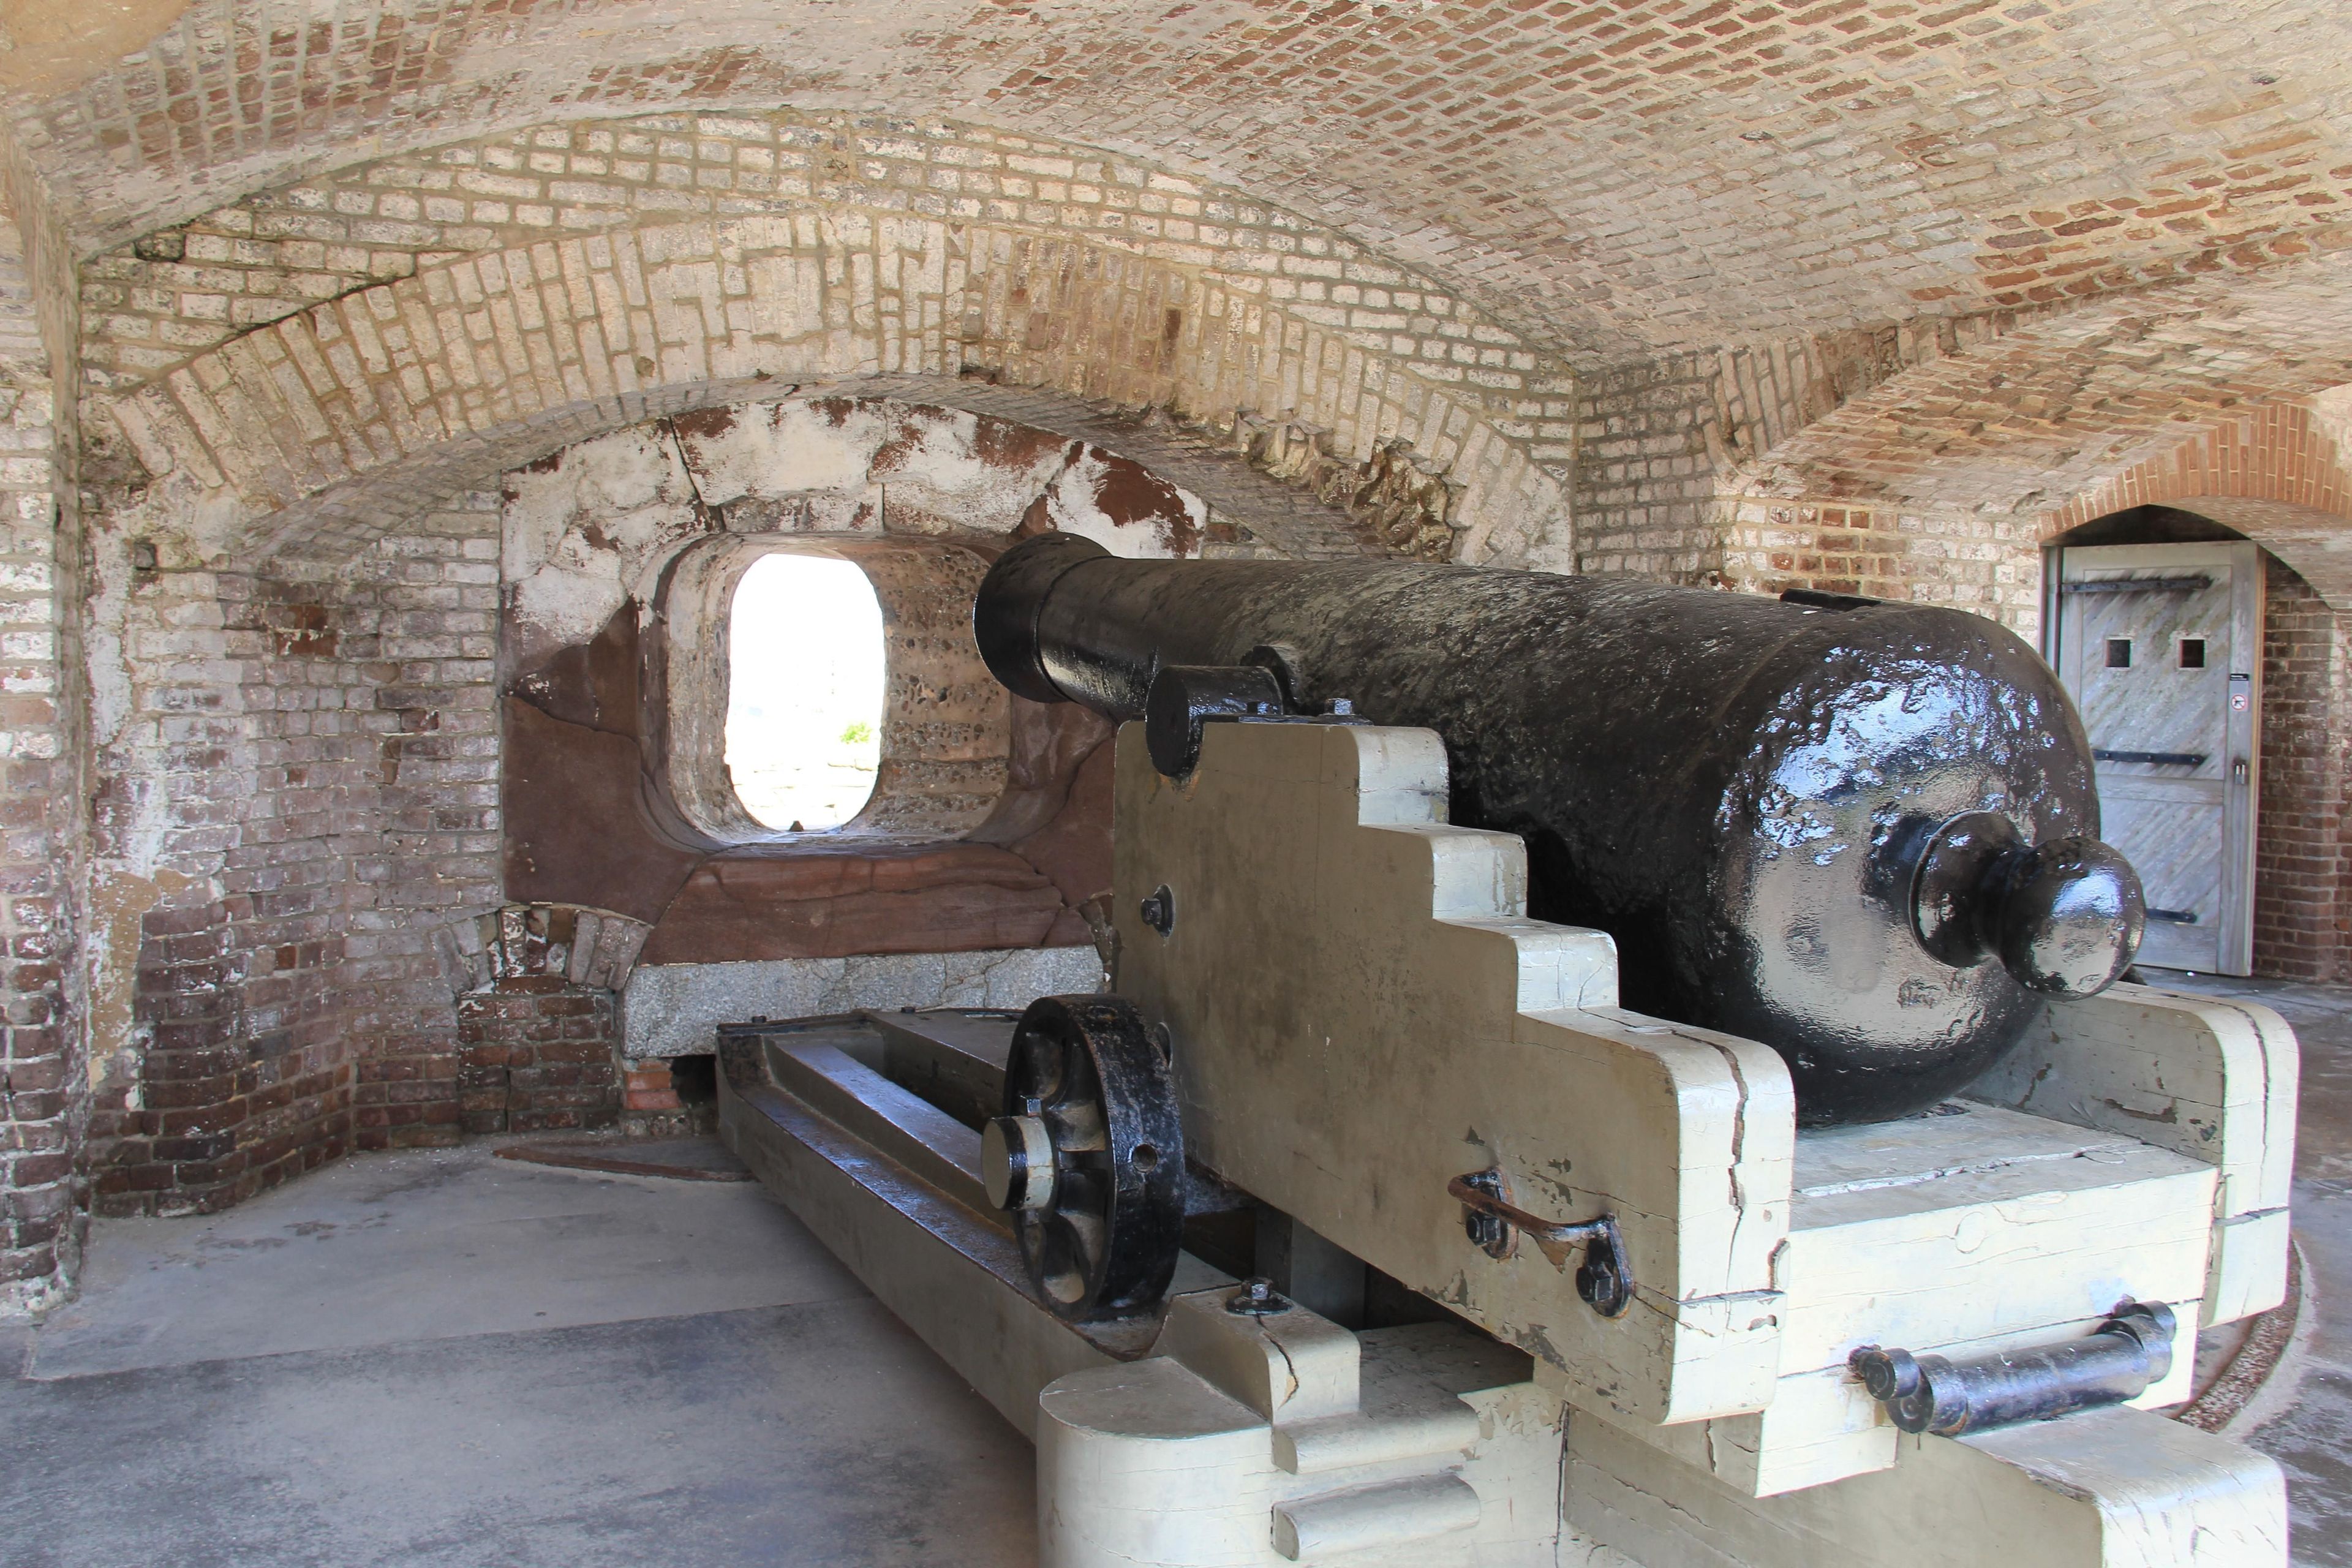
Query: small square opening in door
[
  {"left": 2179, "top": 637, "right": 2207, "bottom": 669},
  {"left": 2105, "top": 637, "right": 2133, "bottom": 669}
]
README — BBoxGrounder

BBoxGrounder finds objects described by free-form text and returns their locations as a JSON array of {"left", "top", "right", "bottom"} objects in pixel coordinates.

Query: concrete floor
[
  {"left": 8, "top": 974, "right": 2352, "bottom": 1566},
  {"left": 2150, "top": 970, "right": 2352, "bottom": 1567},
  {"left": 0, "top": 1145, "right": 1035, "bottom": 1568}
]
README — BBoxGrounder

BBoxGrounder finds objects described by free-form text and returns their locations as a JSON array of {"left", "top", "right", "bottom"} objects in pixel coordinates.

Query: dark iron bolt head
[
  {"left": 1575, "top": 1254, "right": 1629, "bottom": 1316},
  {"left": 1226, "top": 1277, "right": 1291, "bottom": 1316}
]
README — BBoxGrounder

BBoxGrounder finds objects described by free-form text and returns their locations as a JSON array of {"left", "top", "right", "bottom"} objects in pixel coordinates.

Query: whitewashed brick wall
[
  {"left": 78, "top": 494, "right": 502, "bottom": 1212},
  {"left": 0, "top": 246, "right": 75, "bottom": 1316},
  {"left": 80, "top": 110, "right": 1575, "bottom": 575}
]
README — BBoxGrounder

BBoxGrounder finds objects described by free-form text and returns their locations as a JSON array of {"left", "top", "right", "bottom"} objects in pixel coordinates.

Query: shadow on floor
[
  {"left": 1, "top": 1144, "right": 1036, "bottom": 1568},
  {"left": 2143, "top": 969, "right": 2352, "bottom": 1567}
]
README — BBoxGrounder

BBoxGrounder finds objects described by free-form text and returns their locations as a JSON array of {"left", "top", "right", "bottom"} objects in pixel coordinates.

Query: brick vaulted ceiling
[{"left": 2, "top": 0, "right": 2348, "bottom": 365}]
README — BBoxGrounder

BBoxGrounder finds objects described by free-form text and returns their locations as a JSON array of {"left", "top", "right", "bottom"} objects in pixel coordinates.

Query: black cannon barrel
[{"left": 974, "top": 532, "right": 2144, "bottom": 1125}]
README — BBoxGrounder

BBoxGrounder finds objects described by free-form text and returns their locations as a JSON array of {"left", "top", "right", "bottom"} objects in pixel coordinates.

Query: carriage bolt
[
  {"left": 1139, "top": 885, "right": 1175, "bottom": 937},
  {"left": 1226, "top": 1277, "right": 1292, "bottom": 1316}
]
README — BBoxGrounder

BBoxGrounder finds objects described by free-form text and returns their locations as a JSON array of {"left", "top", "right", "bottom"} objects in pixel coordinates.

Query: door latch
[{"left": 2233, "top": 757, "right": 2249, "bottom": 784}]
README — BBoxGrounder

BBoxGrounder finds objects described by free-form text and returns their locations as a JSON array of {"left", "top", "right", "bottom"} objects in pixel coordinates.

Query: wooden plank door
[{"left": 2048, "top": 541, "right": 2262, "bottom": 974}]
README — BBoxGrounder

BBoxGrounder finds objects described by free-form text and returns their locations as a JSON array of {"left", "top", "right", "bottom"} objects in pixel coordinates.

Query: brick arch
[
  {"left": 2037, "top": 401, "right": 2352, "bottom": 609},
  {"left": 1733, "top": 267, "right": 2352, "bottom": 509},
  {"left": 1707, "top": 261, "right": 2352, "bottom": 628},
  {"left": 77, "top": 107, "right": 1575, "bottom": 444},
  {"left": 94, "top": 211, "right": 1572, "bottom": 571},
  {"left": 2033, "top": 413, "right": 2352, "bottom": 986}
]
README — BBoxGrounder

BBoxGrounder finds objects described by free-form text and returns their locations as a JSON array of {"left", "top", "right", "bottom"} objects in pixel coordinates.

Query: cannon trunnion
[{"left": 976, "top": 532, "right": 2145, "bottom": 1126}]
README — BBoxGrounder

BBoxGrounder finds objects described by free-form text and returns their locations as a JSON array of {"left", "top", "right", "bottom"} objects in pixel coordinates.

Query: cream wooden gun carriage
[{"left": 717, "top": 715, "right": 2295, "bottom": 1568}]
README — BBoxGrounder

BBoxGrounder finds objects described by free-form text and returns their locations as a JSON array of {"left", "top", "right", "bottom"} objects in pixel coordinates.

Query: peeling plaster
[
  {"left": 669, "top": 397, "right": 1096, "bottom": 541},
  {"left": 85, "top": 864, "right": 197, "bottom": 1090},
  {"left": 678, "top": 400, "right": 880, "bottom": 503},
  {"left": 499, "top": 393, "right": 1212, "bottom": 687},
  {"left": 1042, "top": 446, "right": 1200, "bottom": 559},
  {"left": 500, "top": 424, "right": 704, "bottom": 674},
  {"left": 81, "top": 505, "right": 202, "bottom": 877}
]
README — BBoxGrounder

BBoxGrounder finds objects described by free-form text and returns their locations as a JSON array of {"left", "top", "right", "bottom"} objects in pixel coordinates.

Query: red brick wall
[
  {"left": 456, "top": 978, "right": 620, "bottom": 1136},
  {"left": 86, "top": 900, "right": 352, "bottom": 1214},
  {"left": 2255, "top": 558, "right": 2352, "bottom": 982},
  {"left": 1718, "top": 500, "right": 2039, "bottom": 628}
]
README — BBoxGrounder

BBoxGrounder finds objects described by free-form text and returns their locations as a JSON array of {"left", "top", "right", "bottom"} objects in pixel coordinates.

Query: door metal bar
[
  {"left": 2059, "top": 576, "right": 2215, "bottom": 596},
  {"left": 2094, "top": 749, "right": 2208, "bottom": 767}
]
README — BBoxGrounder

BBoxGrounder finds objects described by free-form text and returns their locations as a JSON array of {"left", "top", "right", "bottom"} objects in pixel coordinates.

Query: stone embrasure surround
[{"left": 77, "top": 109, "right": 1575, "bottom": 573}]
